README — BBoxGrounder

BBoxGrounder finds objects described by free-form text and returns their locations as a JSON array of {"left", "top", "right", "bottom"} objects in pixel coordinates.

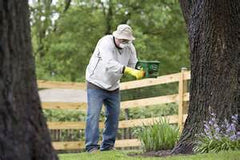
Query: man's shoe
[
  {"left": 100, "top": 147, "right": 116, "bottom": 151},
  {"left": 88, "top": 148, "right": 99, "bottom": 153}
]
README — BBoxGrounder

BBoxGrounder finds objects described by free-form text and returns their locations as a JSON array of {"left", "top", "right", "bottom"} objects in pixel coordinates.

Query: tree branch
[{"left": 63, "top": 0, "right": 71, "bottom": 13}]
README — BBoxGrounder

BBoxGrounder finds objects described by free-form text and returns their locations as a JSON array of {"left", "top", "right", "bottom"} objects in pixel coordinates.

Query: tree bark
[
  {"left": 178, "top": 0, "right": 192, "bottom": 26},
  {"left": 172, "top": 0, "right": 240, "bottom": 154},
  {"left": 0, "top": 1, "right": 58, "bottom": 159}
]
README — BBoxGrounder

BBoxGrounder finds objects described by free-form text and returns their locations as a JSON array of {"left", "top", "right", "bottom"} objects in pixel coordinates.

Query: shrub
[
  {"left": 43, "top": 109, "right": 86, "bottom": 122},
  {"left": 194, "top": 113, "right": 240, "bottom": 153},
  {"left": 134, "top": 118, "right": 179, "bottom": 152},
  {"left": 119, "top": 103, "right": 177, "bottom": 121}
]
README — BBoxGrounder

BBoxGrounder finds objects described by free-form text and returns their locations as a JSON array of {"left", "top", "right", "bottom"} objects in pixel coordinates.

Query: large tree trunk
[
  {"left": 0, "top": 1, "right": 58, "bottom": 159},
  {"left": 172, "top": 0, "right": 240, "bottom": 154}
]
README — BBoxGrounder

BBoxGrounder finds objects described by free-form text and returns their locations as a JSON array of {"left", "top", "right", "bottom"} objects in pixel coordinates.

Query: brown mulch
[
  {"left": 127, "top": 150, "right": 195, "bottom": 158},
  {"left": 127, "top": 150, "right": 173, "bottom": 157}
]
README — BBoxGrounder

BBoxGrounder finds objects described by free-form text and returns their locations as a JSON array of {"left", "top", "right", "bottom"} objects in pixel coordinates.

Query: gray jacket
[{"left": 86, "top": 35, "right": 138, "bottom": 91}]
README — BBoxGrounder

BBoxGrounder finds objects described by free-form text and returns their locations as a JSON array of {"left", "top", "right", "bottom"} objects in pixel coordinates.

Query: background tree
[
  {"left": 172, "top": 0, "right": 240, "bottom": 154},
  {"left": 30, "top": 0, "right": 189, "bottom": 82},
  {"left": 0, "top": 1, "right": 58, "bottom": 159}
]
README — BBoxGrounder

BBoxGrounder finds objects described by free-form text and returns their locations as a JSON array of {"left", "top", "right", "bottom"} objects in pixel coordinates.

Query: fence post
[
  {"left": 124, "top": 108, "right": 131, "bottom": 138},
  {"left": 178, "top": 67, "right": 188, "bottom": 132}
]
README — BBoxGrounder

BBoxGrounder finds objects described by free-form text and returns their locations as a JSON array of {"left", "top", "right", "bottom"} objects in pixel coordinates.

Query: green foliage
[
  {"left": 45, "top": 104, "right": 175, "bottom": 122},
  {"left": 119, "top": 103, "right": 177, "bottom": 121},
  {"left": 121, "top": 83, "right": 179, "bottom": 101},
  {"left": 134, "top": 118, "right": 179, "bottom": 152},
  {"left": 194, "top": 137, "right": 240, "bottom": 154},
  {"left": 43, "top": 109, "right": 86, "bottom": 122},
  {"left": 30, "top": 0, "right": 189, "bottom": 82},
  {"left": 194, "top": 113, "right": 240, "bottom": 153},
  {"left": 124, "top": 0, "right": 189, "bottom": 75},
  {"left": 44, "top": 109, "right": 86, "bottom": 141},
  {"left": 51, "top": 129, "right": 84, "bottom": 141},
  {"left": 43, "top": 103, "right": 177, "bottom": 122},
  {"left": 33, "top": 5, "right": 105, "bottom": 81}
]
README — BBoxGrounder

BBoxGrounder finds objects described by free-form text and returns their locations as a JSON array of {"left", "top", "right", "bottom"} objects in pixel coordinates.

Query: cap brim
[{"left": 113, "top": 31, "right": 135, "bottom": 41}]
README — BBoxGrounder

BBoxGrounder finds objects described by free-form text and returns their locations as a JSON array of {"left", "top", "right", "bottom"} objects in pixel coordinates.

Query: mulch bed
[
  {"left": 127, "top": 150, "right": 173, "bottom": 157},
  {"left": 127, "top": 150, "right": 195, "bottom": 158}
]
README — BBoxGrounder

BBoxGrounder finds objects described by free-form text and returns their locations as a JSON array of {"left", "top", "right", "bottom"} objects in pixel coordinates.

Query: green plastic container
[{"left": 136, "top": 60, "right": 160, "bottom": 78}]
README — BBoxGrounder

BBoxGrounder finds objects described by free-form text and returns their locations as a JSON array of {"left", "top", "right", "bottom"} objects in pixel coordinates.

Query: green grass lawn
[{"left": 59, "top": 150, "right": 240, "bottom": 160}]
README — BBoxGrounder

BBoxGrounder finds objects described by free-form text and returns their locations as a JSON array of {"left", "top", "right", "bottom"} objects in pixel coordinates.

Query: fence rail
[
  {"left": 52, "top": 139, "right": 141, "bottom": 150},
  {"left": 42, "top": 93, "right": 189, "bottom": 111},
  {"left": 39, "top": 68, "right": 190, "bottom": 150},
  {"left": 38, "top": 80, "right": 86, "bottom": 90},
  {"left": 47, "top": 114, "right": 188, "bottom": 130}
]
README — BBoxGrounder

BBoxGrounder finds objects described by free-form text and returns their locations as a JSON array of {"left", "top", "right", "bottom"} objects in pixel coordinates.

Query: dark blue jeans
[{"left": 85, "top": 88, "right": 120, "bottom": 151}]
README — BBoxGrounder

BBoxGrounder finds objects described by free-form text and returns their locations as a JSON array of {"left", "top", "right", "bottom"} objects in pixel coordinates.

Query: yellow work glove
[{"left": 124, "top": 67, "right": 145, "bottom": 79}]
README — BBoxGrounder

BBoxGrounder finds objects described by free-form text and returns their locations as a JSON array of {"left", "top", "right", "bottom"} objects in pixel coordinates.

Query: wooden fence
[{"left": 38, "top": 68, "right": 190, "bottom": 150}]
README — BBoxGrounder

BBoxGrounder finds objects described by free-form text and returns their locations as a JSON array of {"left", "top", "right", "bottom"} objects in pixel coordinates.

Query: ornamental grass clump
[
  {"left": 134, "top": 118, "right": 179, "bottom": 152},
  {"left": 194, "top": 113, "right": 240, "bottom": 153}
]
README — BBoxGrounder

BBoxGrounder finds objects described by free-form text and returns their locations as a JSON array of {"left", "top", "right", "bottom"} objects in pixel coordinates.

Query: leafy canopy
[{"left": 30, "top": 0, "right": 189, "bottom": 82}]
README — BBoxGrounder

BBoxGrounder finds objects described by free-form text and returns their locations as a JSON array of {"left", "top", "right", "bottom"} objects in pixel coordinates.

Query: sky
[{"left": 28, "top": 0, "right": 57, "bottom": 6}]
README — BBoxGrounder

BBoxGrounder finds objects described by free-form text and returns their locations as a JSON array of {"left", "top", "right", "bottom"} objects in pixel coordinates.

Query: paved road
[{"left": 39, "top": 89, "right": 87, "bottom": 102}]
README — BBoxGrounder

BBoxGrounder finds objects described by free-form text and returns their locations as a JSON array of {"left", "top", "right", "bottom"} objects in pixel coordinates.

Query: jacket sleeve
[{"left": 127, "top": 44, "right": 138, "bottom": 68}]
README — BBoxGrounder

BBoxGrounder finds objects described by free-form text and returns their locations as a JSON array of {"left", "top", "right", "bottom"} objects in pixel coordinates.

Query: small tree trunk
[{"left": 0, "top": 1, "right": 58, "bottom": 159}]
